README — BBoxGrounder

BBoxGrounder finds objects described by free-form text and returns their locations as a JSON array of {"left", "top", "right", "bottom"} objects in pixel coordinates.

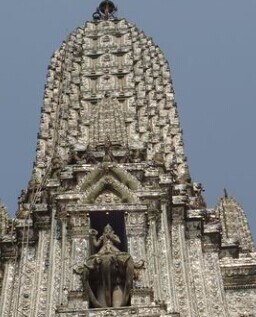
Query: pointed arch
[
  {"left": 82, "top": 175, "right": 137, "bottom": 204},
  {"left": 80, "top": 164, "right": 141, "bottom": 192}
]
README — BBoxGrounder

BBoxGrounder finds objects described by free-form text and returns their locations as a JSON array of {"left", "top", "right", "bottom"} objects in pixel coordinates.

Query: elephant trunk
[
  {"left": 101, "top": 256, "right": 113, "bottom": 307},
  {"left": 83, "top": 268, "right": 103, "bottom": 308},
  {"left": 122, "top": 257, "right": 134, "bottom": 306}
]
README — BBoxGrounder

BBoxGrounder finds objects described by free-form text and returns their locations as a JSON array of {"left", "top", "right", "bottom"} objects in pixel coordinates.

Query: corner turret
[{"left": 216, "top": 190, "right": 254, "bottom": 253}]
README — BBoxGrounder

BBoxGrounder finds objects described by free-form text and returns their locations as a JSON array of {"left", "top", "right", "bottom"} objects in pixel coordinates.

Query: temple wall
[{"left": 225, "top": 289, "right": 256, "bottom": 316}]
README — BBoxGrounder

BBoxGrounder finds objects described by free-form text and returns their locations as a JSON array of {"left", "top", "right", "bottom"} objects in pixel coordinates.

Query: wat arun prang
[{"left": 0, "top": 1, "right": 255, "bottom": 316}]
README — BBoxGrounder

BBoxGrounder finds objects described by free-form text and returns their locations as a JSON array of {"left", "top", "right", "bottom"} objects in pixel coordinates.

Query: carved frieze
[{"left": 220, "top": 258, "right": 256, "bottom": 289}]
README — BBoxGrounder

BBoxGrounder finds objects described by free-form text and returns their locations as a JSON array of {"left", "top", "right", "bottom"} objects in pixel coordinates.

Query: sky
[{"left": 0, "top": 0, "right": 255, "bottom": 241}]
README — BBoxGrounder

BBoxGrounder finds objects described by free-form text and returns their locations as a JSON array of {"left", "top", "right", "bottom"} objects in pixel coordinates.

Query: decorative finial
[{"left": 93, "top": 1, "right": 117, "bottom": 21}]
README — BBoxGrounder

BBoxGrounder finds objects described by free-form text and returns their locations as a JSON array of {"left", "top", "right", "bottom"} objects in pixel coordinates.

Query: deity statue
[
  {"left": 90, "top": 224, "right": 121, "bottom": 255},
  {"left": 75, "top": 224, "right": 143, "bottom": 308}
]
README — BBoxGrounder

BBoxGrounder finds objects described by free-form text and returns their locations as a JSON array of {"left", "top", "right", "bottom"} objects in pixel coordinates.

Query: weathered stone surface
[{"left": 0, "top": 3, "right": 255, "bottom": 317}]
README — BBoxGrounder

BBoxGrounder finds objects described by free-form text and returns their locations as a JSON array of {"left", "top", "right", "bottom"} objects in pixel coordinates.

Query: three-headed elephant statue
[{"left": 75, "top": 224, "right": 144, "bottom": 308}]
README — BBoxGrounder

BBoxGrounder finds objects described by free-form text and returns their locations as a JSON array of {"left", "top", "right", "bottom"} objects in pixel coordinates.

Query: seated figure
[
  {"left": 82, "top": 224, "right": 134, "bottom": 308},
  {"left": 91, "top": 224, "right": 121, "bottom": 255}
]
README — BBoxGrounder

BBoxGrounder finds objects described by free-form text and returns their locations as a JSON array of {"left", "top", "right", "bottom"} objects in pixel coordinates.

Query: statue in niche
[
  {"left": 102, "top": 138, "right": 115, "bottom": 162},
  {"left": 50, "top": 155, "right": 63, "bottom": 179},
  {"left": 90, "top": 224, "right": 121, "bottom": 255},
  {"left": 75, "top": 224, "right": 144, "bottom": 308},
  {"left": 69, "top": 147, "right": 97, "bottom": 165}
]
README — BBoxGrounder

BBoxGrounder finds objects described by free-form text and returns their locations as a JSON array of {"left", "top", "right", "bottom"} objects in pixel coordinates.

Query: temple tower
[{"left": 0, "top": 2, "right": 255, "bottom": 317}]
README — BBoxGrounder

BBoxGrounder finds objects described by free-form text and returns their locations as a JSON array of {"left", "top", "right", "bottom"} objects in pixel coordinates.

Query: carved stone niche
[
  {"left": 203, "top": 231, "right": 221, "bottom": 252},
  {"left": 74, "top": 223, "right": 144, "bottom": 309},
  {"left": 67, "top": 213, "right": 89, "bottom": 237},
  {"left": 32, "top": 204, "right": 51, "bottom": 230},
  {"left": 0, "top": 237, "right": 17, "bottom": 260},
  {"left": 185, "top": 219, "right": 202, "bottom": 239},
  {"left": 171, "top": 206, "right": 185, "bottom": 227},
  {"left": 221, "top": 265, "right": 256, "bottom": 289},
  {"left": 131, "top": 288, "right": 153, "bottom": 306},
  {"left": 15, "top": 219, "right": 37, "bottom": 244},
  {"left": 65, "top": 291, "right": 88, "bottom": 310},
  {"left": 219, "top": 243, "right": 239, "bottom": 259}
]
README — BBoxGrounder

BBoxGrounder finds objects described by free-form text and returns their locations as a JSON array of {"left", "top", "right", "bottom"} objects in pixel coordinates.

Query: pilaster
[{"left": 171, "top": 200, "right": 194, "bottom": 317}]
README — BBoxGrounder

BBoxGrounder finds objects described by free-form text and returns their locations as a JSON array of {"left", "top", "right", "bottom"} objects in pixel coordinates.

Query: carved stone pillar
[
  {"left": 171, "top": 204, "right": 194, "bottom": 317},
  {"left": 158, "top": 199, "right": 178, "bottom": 313},
  {"left": 125, "top": 211, "right": 151, "bottom": 305},
  {"left": 67, "top": 211, "right": 90, "bottom": 309},
  {"left": 0, "top": 261, "right": 16, "bottom": 317}
]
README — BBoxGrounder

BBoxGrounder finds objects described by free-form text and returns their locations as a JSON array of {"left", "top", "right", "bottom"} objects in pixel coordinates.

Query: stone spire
[
  {"left": 216, "top": 191, "right": 255, "bottom": 252},
  {"left": 28, "top": 14, "right": 190, "bottom": 201}
]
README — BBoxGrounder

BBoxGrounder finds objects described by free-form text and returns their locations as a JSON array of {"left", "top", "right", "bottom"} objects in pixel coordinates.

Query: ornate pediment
[
  {"left": 81, "top": 174, "right": 138, "bottom": 204},
  {"left": 78, "top": 163, "right": 141, "bottom": 204}
]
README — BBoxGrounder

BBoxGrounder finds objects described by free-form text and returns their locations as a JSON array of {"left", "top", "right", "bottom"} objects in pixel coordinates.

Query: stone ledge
[
  {"left": 65, "top": 204, "right": 148, "bottom": 213},
  {"left": 221, "top": 259, "right": 256, "bottom": 289},
  {"left": 56, "top": 305, "right": 162, "bottom": 317}
]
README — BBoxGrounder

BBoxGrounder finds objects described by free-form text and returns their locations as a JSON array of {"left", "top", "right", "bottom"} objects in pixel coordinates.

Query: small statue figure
[
  {"left": 102, "top": 138, "right": 115, "bottom": 162},
  {"left": 69, "top": 147, "right": 97, "bottom": 165},
  {"left": 120, "top": 149, "right": 133, "bottom": 163},
  {"left": 50, "top": 155, "right": 63, "bottom": 179}
]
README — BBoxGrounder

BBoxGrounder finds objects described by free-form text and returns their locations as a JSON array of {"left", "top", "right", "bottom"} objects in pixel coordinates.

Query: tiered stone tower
[{"left": 0, "top": 2, "right": 256, "bottom": 316}]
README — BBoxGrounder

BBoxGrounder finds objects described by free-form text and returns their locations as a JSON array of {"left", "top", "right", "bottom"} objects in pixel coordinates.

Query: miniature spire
[
  {"left": 216, "top": 193, "right": 255, "bottom": 252},
  {"left": 93, "top": 1, "right": 117, "bottom": 21}
]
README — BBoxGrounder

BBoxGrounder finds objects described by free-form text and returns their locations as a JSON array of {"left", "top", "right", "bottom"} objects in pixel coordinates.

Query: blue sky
[{"left": 0, "top": 0, "right": 255, "bottom": 241}]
